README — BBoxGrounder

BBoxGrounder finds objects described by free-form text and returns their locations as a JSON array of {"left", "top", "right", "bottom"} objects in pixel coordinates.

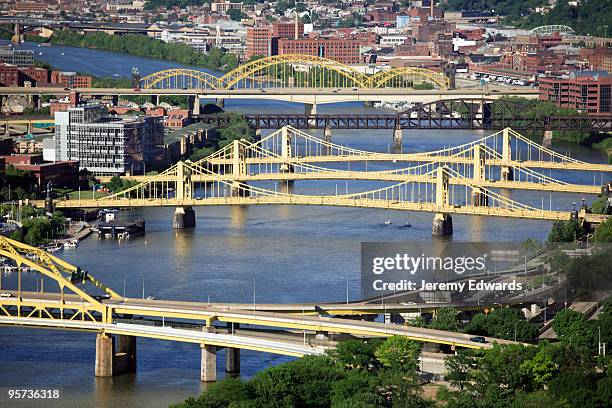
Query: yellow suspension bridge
[{"left": 38, "top": 127, "right": 611, "bottom": 235}]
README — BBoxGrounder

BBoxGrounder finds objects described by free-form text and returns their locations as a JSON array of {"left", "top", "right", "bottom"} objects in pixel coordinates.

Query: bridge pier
[
  {"left": 225, "top": 323, "right": 240, "bottom": 375},
  {"left": 501, "top": 166, "right": 514, "bottom": 181},
  {"left": 230, "top": 181, "right": 250, "bottom": 197},
  {"left": 188, "top": 95, "right": 201, "bottom": 115},
  {"left": 432, "top": 213, "right": 453, "bottom": 236},
  {"left": 225, "top": 348, "right": 240, "bottom": 375},
  {"left": 470, "top": 189, "right": 489, "bottom": 207},
  {"left": 172, "top": 206, "right": 196, "bottom": 229},
  {"left": 542, "top": 130, "right": 553, "bottom": 147},
  {"left": 111, "top": 95, "right": 119, "bottom": 106},
  {"left": 324, "top": 125, "right": 332, "bottom": 143},
  {"left": 216, "top": 98, "right": 225, "bottom": 109},
  {"left": 304, "top": 102, "right": 317, "bottom": 116},
  {"left": 393, "top": 125, "right": 403, "bottom": 150},
  {"left": 12, "top": 23, "right": 23, "bottom": 44},
  {"left": 95, "top": 333, "right": 137, "bottom": 377},
  {"left": 201, "top": 326, "right": 217, "bottom": 382},
  {"left": 255, "top": 128, "right": 262, "bottom": 141},
  {"left": 150, "top": 95, "right": 159, "bottom": 106}
]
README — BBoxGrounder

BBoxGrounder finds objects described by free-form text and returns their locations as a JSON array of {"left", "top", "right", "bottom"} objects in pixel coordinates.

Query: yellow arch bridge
[
  {"left": 0, "top": 236, "right": 519, "bottom": 381},
  {"left": 139, "top": 54, "right": 451, "bottom": 90},
  {"left": 38, "top": 127, "right": 611, "bottom": 235}
]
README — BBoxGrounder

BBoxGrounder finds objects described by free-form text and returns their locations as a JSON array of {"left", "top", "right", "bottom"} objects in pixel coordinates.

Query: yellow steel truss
[
  {"left": 367, "top": 67, "right": 450, "bottom": 89},
  {"left": 140, "top": 68, "right": 220, "bottom": 89},
  {"left": 139, "top": 54, "right": 450, "bottom": 90}
]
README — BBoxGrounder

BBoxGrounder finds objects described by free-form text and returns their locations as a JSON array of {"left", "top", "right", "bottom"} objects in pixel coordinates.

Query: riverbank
[{"left": 26, "top": 30, "right": 239, "bottom": 73}]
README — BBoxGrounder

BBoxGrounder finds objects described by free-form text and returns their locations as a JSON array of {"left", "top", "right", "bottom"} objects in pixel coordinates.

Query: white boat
[
  {"left": 63, "top": 240, "right": 78, "bottom": 248},
  {"left": 60, "top": 52, "right": 65, "bottom": 55},
  {"left": 384, "top": 219, "right": 392, "bottom": 225}
]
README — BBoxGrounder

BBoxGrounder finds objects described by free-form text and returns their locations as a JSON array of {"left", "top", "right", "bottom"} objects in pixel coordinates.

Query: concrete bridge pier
[
  {"left": 95, "top": 333, "right": 137, "bottom": 377},
  {"left": 501, "top": 166, "right": 514, "bottom": 181},
  {"left": 304, "top": 102, "right": 317, "bottom": 116},
  {"left": 393, "top": 125, "right": 403, "bottom": 150},
  {"left": 230, "top": 181, "right": 250, "bottom": 197},
  {"left": 188, "top": 95, "right": 201, "bottom": 115},
  {"left": 216, "top": 98, "right": 225, "bottom": 109},
  {"left": 12, "top": 23, "right": 23, "bottom": 44},
  {"left": 150, "top": 95, "right": 160, "bottom": 106},
  {"left": 201, "top": 326, "right": 217, "bottom": 382},
  {"left": 172, "top": 206, "right": 196, "bottom": 229},
  {"left": 324, "top": 125, "right": 332, "bottom": 143},
  {"left": 470, "top": 188, "right": 489, "bottom": 207},
  {"left": 432, "top": 213, "right": 453, "bottom": 236},
  {"left": 542, "top": 130, "right": 553, "bottom": 147},
  {"left": 254, "top": 128, "right": 262, "bottom": 141},
  {"left": 225, "top": 323, "right": 240, "bottom": 375}
]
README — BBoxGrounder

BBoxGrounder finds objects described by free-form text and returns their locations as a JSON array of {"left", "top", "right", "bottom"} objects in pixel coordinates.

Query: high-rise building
[
  {"left": 0, "top": 48, "right": 34, "bottom": 68},
  {"left": 539, "top": 71, "right": 612, "bottom": 116},
  {"left": 246, "top": 26, "right": 272, "bottom": 58},
  {"left": 53, "top": 105, "right": 163, "bottom": 175}
]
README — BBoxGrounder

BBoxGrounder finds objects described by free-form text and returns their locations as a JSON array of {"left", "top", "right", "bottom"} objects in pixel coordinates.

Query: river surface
[{"left": 0, "top": 41, "right": 610, "bottom": 408}]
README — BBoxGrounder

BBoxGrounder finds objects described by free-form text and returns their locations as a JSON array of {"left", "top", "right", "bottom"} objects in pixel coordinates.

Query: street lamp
[
  {"left": 45, "top": 181, "right": 53, "bottom": 200},
  {"left": 340, "top": 276, "right": 349, "bottom": 304},
  {"left": 140, "top": 273, "right": 145, "bottom": 299}
]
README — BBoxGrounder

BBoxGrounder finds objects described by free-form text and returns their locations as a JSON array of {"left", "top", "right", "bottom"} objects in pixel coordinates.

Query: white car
[{"left": 0, "top": 292, "right": 13, "bottom": 298}]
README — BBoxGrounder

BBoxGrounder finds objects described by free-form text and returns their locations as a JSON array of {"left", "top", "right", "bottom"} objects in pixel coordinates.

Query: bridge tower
[
  {"left": 501, "top": 128, "right": 514, "bottom": 181},
  {"left": 280, "top": 126, "right": 295, "bottom": 174},
  {"left": 471, "top": 144, "right": 489, "bottom": 206},
  {"left": 231, "top": 139, "right": 249, "bottom": 197},
  {"left": 173, "top": 161, "right": 196, "bottom": 229},
  {"left": 432, "top": 166, "right": 453, "bottom": 236}
]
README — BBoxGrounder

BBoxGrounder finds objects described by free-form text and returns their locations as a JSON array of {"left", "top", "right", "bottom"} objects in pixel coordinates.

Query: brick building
[
  {"left": 246, "top": 26, "right": 273, "bottom": 58},
  {"left": 1, "top": 154, "right": 79, "bottom": 188},
  {"left": 581, "top": 47, "right": 612, "bottom": 71},
  {"left": 0, "top": 64, "right": 19, "bottom": 87},
  {"left": 277, "top": 38, "right": 363, "bottom": 64},
  {"left": 539, "top": 71, "right": 612, "bottom": 116},
  {"left": 51, "top": 71, "right": 92, "bottom": 88}
]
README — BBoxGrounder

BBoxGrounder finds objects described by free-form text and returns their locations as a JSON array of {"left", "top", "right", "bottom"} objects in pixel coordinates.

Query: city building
[
  {"left": 1, "top": 154, "right": 79, "bottom": 188},
  {"left": 52, "top": 104, "right": 163, "bottom": 175},
  {"left": 0, "top": 63, "right": 19, "bottom": 86},
  {"left": 246, "top": 26, "right": 273, "bottom": 58},
  {"left": 50, "top": 71, "right": 92, "bottom": 88},
  {"left": 539, "top": 71, "right": 612, "bottom": 116},
  {"left": 0, "top": 48, "right": 34, "bottom": 68},
  {"left": 210, "top": 1, "right": 243, "bottom": 13},
  {"left": 277, "top": 38, "right": 363, "bottom": 64}
]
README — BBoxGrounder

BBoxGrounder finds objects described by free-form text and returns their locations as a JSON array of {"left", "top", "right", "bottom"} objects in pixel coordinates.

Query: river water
[{"left": 0, "top": 41, "right": 610, "bottom": 408}]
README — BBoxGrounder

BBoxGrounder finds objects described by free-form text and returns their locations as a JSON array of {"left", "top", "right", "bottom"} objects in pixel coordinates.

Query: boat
[
  {"left": 60, "top": 52, "right": 65, "bottom": 55},
  {"left": 38, "top": 52, "right": 42, "bottom": 55},
  {"left": 384, "top": 219, "right": 392, "bottom": 225},
  {"left": 63, "top": 240, "right": 78, "bottom": 248}
]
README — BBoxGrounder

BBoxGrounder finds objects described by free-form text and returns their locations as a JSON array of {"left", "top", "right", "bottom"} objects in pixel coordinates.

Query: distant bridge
[
  {"left": 198, "top": 98, "right": 612, "bottom": 132},
  {"left": 139, "top": 54, "right": 451, "bottom": 90}
]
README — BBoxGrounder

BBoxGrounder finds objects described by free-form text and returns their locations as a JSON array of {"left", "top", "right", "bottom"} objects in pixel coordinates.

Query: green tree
[
  {"left": 465, "top": 307, "right": 538, "bottom": 343},
  {"left": 444, "top": 350, "right": 478, "bottom": 391},
  {"left": 227, "top": 8, "right": 246, "bottom": 21},
  {"left": 593, "top": 217, "right": 612, "bottom": 242},
  {"left": 374, "top": 336, "right": 421, "bottom": 373},
  {"left": 327, "top": 339, "right": 381, "bottom": 372},
  {"left": 429, "top": 307, "right": 461, "bottom": 332}
]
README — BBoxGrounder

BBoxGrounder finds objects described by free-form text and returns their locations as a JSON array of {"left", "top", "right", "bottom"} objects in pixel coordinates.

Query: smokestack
[{"left": 430, "top": 0, "right": 434, "bottom": 19}]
